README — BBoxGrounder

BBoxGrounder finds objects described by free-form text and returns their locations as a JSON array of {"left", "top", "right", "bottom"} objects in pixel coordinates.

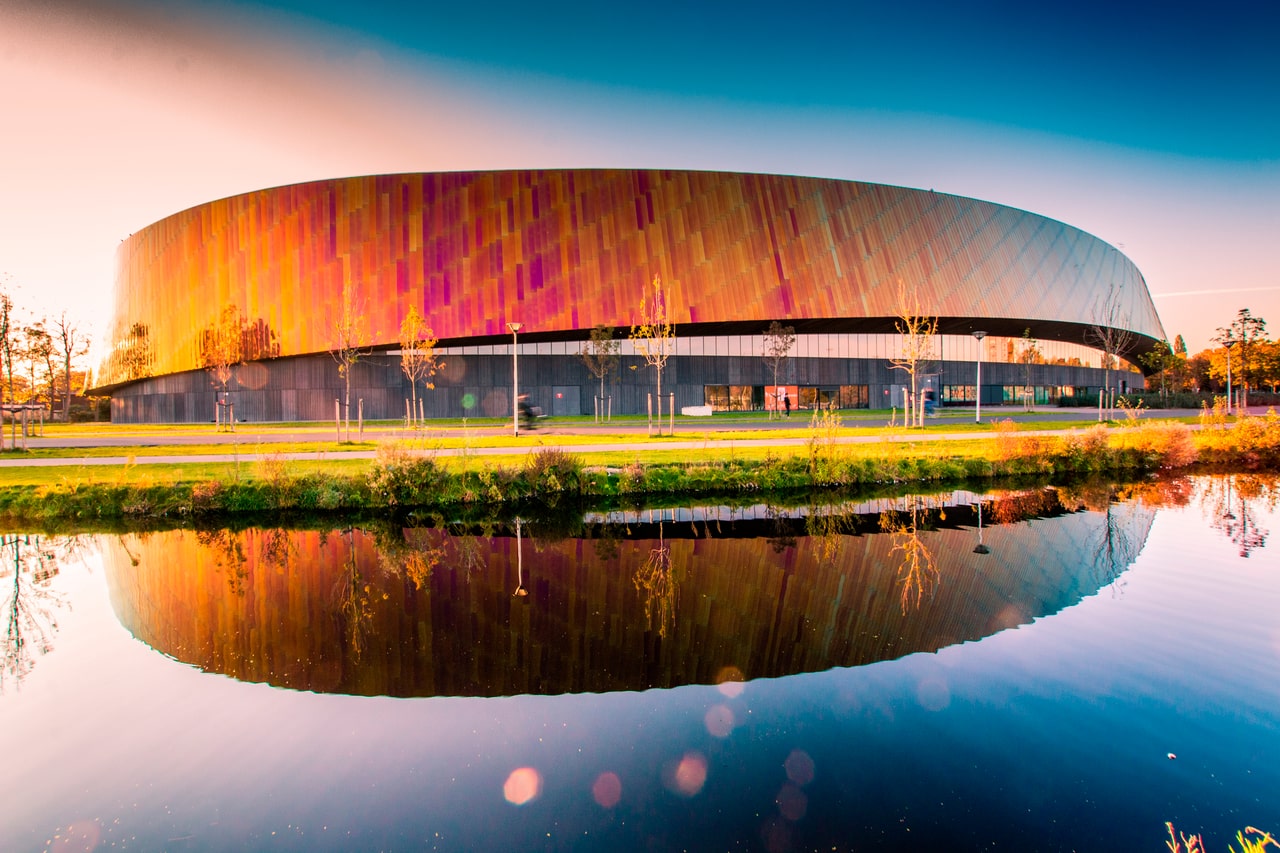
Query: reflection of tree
[
  {"left": 114, "top": 321, "right": 154, "bottom": 382},
  {"left": 195, "top": 529, "right": 248, "bottom": 595},
  {"left": 2, "top": 535, "right": 67, "bottom": 691},
  {"left": 1089, "top": 497, "right": 1139, "bottom": 590},
  {"left": 806, "top": 502, "right": 856, "bottom": 562},
  {"left": 590, "top": 522, "right": 622, "bottom": 563},
  {"left": 766, "top": 504, "right": 797, "bottom": 554},
  {"left": 880, "top": 498, "right": 938, "bottom": 612},
  {"left": 633, "top": 521, "right": 679, "bottom": 639},
  {"left": 989, "top": 487, "right": 1065, "bottom": 526},
  {"left": 1205, "top": 475, "right": 1273, "bottom": 558},
  {"left": 329, "top": 527, "right": 386, "bottom": 660},
  {"left": 380, "top": 527, "right": 444, "bottom": 590},
  {"left": 451, "top": 529, "right": 488, "bottom": 579},
  {"left": 257, "top": 528, "right": 298, "bottom": 575}
]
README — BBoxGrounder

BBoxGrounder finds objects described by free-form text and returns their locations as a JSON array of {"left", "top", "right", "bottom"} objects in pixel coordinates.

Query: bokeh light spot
[
  {"left": 761, "top": 816, "right": 792, "bottom": 853},
  {"left": 460, "top": 392, "right": 476, "bottom": 411},
  {"left": 776, "top": 782, "right": 808, "bottom": 821},
  {"left": 704, "top": 703, "right": 735, "bottom": 738},
  {"left": 591, "top": 771, "right": 622, "bottom": 808},
  {"left": 664, "top": 751, "right": 708, "bottom": 797},
  {"left": 237, "top": 361, "right": 268, "bottom": 390},
  {"left": 48, "top": 819, "right": 102, "bottom": 852},
  {"left": 503, "top": 766, "right": 542, "bottom": 805},
  {"left": 783, "top": 749, "right": 815, "bottom": 786},
  {"left": 715, "top": 665, "right": 746, "bottom": 697}
]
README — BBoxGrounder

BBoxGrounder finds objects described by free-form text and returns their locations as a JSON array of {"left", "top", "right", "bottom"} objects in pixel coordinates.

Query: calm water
[{"left": 3, "top": 476, "right": 1278, "bottom": 851}]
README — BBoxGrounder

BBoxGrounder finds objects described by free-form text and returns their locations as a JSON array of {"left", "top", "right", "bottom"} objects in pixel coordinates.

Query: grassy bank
[{"left": 1, "top": 409, "right": 1276, "bottom": 525}]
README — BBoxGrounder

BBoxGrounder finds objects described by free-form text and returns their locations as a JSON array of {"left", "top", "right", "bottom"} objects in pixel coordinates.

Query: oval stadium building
[{"left": 97, "top": 169, "right": 1165, "bottom": 423}]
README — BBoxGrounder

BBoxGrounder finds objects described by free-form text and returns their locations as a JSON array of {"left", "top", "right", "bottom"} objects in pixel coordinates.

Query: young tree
[
  {"left": 889, "top": 284, "right": 937, "bottom": 427},
  {"left": 0, "top": 287, "right": 14, "bottom": 409},
  {"left": 762, "top": 320, "right": 796, "bottom": 419},
  {"left": 329, "top": 281, "right": 372, "bottom": 438},
  {"left": 629, "top": 275, "right": 675, "bottom": 434},
  {"left": 54, "top": 312, "right": 90, "bottom": 422},
  {"left": 1139, "top": 340, "right": 1177, "bottom": 405},
  {"left": 1086, "top": 282, "right": 1136, "bottom": 420},
  {"left": 201, "top": 304, "right": 246, "bottom": 416},
  {"left": 577, "top": 324, "right": 620, "bottom": 422},
  {"left": 398, "top": 305, "right": 442, "bottom": 427},
  {"left": 1224, "top": 308, "right": 1266, "bottom": 410},
  {"left": 1018, "top": 329, "right": 1041, "bottom": 411}
]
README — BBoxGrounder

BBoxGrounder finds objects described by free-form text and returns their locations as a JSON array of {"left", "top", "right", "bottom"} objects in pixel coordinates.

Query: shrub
[
  {"left": 1131, "top": 420, "right": 1198, "bottom": 468},
  {"left": 524, "top": 446, "right": 584, "bottom": 497},
  {"left": 367, "top": 442, "right": 445, "bottom": 506}
]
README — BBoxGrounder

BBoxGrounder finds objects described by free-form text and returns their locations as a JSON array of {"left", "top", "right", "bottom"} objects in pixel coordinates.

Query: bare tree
[
  {"left": 329, "top": 281, "right": 372, "bottom": 439},
  {"left": 21, "top": 320, "right": 54, "bottom": 406},
  {"left": 398, "top": 305, "right": 442, "bottom": 427},
  {"left": 889, "top": 284, "right": 938, "bottom": 427},
  {"left": 762, "top": 320, "right": 796, "bottom": 418},
  {"left": 54, "top": 312, "right": 89, "bottom": 422},
  {"left": 629, "top": 275, "right": 675, "bottom": 434},
  {"left": 1086, "top": 282, "right": 1136, "bottom": 421},
  {"left": 577, "top": 324, "right": 620, "bottom": 422}
]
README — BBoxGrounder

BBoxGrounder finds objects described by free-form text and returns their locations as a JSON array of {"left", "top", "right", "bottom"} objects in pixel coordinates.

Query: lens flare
[
  {"left": 776, "top": 782, "right": 808, "bottom": 821},
  {"left": 503, "top": 766, "right": 542, "bottom": 806},
  {"left": 715, "top": 665, "right": 746, "bottom": 697},
  {"left": 591, "top": 771, "right": 622, "bottom": 808},
  {"left": 783, "top": 749, "right": 815, "bottom": 786},
  {"left": 664, "top": 752, "right": 708, "bottom": 797},
  {"left": 704, "top": 703, "right": 735, "bottom": 738}
]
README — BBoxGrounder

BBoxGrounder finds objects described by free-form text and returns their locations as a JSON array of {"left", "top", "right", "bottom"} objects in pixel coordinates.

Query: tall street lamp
[
  {"left": 508, "top": 322, "right": 523, "bottom": 436},
  {"left": 972, "top": 331, "right": 986, "bottom": 423}
]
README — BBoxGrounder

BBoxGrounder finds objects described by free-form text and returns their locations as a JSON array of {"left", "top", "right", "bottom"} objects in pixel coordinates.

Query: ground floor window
[
  {"left": 1002, "top": 385, "right": 1061, "bottom": 405},
  {"left": 705, "top": 385, "right": 867, "bottom": 411},
  {"left": 705, "top": 385, "right": 765, "bottom": 411},
  {"left": 837, "top": 385, "right": 870, "bottom": 409},
  {"left": 942, "top": 385, "right": 975, "bottom": 403}
]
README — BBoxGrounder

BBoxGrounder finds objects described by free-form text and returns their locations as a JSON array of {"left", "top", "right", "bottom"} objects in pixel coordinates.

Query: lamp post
[
  {"left": 507, "top": 322, "right": 523, "bottom": 436},
  {"left": 1224, "top": 338, "right": 1236, "bottom": 415},
  {"left": 972, "top": 331, "right": 986, "bottom": 423}
]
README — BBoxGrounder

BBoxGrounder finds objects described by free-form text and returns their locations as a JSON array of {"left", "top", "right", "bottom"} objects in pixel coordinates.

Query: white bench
[{"left": 680, "top": 405, "right": 714, "bottom": 417}]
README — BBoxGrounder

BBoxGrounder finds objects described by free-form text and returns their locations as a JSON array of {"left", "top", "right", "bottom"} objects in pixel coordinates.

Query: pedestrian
[{"left": 783, "top": 391, "right": 791, "bottom": 418}]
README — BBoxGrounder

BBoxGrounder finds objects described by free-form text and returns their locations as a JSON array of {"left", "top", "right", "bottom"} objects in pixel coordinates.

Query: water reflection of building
[{"left": 102, "top": 497, "right": 1155, "bottom": 698}]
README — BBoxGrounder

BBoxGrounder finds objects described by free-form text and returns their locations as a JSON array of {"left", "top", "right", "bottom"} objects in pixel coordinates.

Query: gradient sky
[{"left": 1, "top": 0, "right": 1277, "bottom": 356}]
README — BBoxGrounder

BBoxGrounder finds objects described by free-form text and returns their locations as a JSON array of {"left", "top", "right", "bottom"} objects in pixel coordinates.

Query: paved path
[{"left": 0, "top": 408, "right": 1219, "bottom": 468}]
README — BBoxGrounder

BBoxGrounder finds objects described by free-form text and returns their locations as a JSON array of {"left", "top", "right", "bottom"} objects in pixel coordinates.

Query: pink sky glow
[{"left": 1, "top": 1, "right": 1276, "bottom": 360}]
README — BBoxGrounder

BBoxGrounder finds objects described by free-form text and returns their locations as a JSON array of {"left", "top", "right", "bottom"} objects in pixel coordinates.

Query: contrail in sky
[{"left": 1152, "top": 287, "right": 1280, "bottom": 299}]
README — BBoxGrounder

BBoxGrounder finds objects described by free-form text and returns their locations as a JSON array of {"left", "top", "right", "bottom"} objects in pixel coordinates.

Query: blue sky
[
  {"left": 1, "top": 0, "right": 1276, "bottom": 353},
  {"left": 255, "top": 0, "right": 1279, "bottom": 160}
]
